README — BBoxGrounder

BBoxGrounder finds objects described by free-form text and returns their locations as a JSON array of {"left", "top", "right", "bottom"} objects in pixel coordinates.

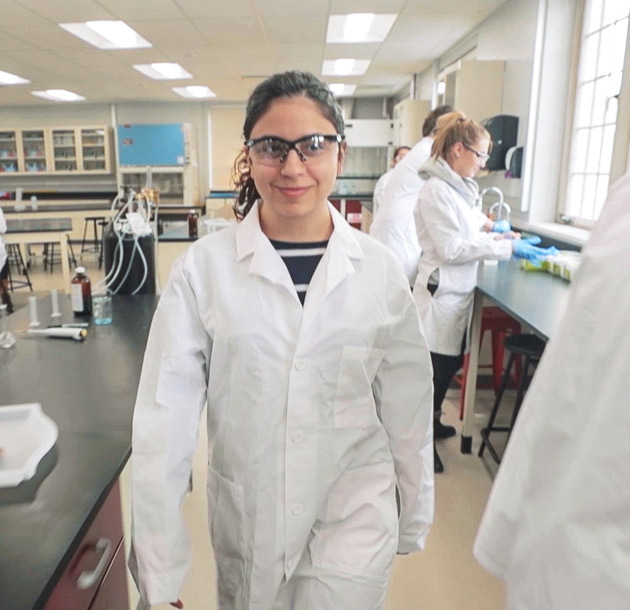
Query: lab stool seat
[
  {"left": 478, "top": 333, "right": 546, "bottom": 464},
  {"left": 5, "top": 244, "right": 33, "bottom": 291},
  {"left": 80, "top": 216, "right": 106, "bottom": 257},
  {"left": 454, "top": 306, "right": 522, "bottom": 419}
]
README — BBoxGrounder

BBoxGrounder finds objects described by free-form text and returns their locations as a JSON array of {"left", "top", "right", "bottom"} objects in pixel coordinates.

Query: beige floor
[{"left": 10, "top": 255, "right": 508, "bottom": 610}]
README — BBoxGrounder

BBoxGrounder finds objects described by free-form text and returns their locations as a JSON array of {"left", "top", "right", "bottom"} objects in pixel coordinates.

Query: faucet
[{"left": 481, "top": 187, "right": 511, "bottom": 222}]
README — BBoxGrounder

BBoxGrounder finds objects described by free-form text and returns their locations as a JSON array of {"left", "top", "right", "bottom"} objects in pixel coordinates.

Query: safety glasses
[
  {"left": 245, "top": 133, "right": 343, "bottom": 166},
  {"left": 463, "top": 143, "right": 490, "bottom": 163}
]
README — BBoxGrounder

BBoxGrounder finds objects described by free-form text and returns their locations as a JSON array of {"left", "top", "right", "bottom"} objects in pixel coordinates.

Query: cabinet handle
[{"left": 76, "top": 537, "right": 113, "bottom": 590}]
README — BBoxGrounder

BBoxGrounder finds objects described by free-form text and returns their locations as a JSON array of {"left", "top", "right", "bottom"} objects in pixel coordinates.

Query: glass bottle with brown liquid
[
  {"left": 71, "top": 267, "right": 92, "bottom": 316},
  {"left": 187, "top": 210, "right": 199, "bottom": 238}
]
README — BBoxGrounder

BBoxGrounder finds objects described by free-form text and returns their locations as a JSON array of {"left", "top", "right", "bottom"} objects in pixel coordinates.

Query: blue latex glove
[
  {"left": 492, "top": 219, "right": 511, "bottom": 233},
  {"left": 521, "top": 235, "right": 541, "bottom": 245},
  {"left": 512, "top": 240, "right": 558, "bottom": 262}
]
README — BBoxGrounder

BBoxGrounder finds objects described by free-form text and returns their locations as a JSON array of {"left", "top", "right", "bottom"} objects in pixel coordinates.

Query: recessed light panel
[
  {"left": 322, "top": 59, "right": 371, "bottom": 76},
  {"left": 31, "top": 89, "right": 85, "bottom": 102},
  {"left": 328, "top": 83, "right": 357, "bottom": 97},
  {"left": 173, "top": 86, "right": 217, "bottom": 99},
  {"left": 60, "top": 20, "right": 152, "bottom": 50},
  {"left": 326, "top": 14, "right": 397, "bottom": 43},
  {"left": 0, "top": 70, "right": 30, "bottom": 85},
  {"left": 133, "top": 63, "right": 193, "bottom": 80}
]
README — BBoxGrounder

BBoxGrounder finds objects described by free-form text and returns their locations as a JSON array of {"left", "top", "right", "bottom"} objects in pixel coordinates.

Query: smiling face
[
  {"left": 448, "top": 136, "right": 490, "bottom": 179},
  {"left": 246, "top": 96, "right": 345, "bottom": 238}
]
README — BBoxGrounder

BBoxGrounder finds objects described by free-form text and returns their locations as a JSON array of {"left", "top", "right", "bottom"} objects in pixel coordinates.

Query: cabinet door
[
  {"left": 87, "top": 540, "right": 129, "bottom": 610},
  {"left": 51, "top": 128, "right": 79, "bottom": 172},
  {"left": 0, "top": 129, "right": 20, "bottom": 174},
  {"left": 80, "top": 127, "right": 109, "bottom": 172},
  {"left": 21, "top": 128, "right": 48, "bottom": 172}
]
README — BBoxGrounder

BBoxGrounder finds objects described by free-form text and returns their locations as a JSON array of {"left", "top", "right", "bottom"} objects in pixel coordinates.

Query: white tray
[{"left": 0, "top": 403, "right": 58, "bottom": 488}]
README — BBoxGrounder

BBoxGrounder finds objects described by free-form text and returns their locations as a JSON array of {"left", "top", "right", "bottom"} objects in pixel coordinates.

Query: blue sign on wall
[{"left": 117, "top": 124, "right": 186, "bottom": 166}]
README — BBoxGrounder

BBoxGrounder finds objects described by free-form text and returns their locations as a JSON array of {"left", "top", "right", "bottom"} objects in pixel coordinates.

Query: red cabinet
[
  {"left": 330, "top": 199, "right": 363, "bottom": 229},
  {"left": 43, "top": 481, "right": 128, "bottom": 610}
]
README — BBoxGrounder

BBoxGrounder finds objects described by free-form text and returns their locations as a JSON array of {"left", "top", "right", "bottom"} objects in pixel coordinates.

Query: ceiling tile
[
  {"left": 252, "top": 0, "right": 330, "bottom": 18},
  {"left": 96, "top": 0, "right": 186, "bottom": 21},
  {"left": 126, "top": 19, "right": 207, "bottom": 48},
  {"left": 175, "top": 0, "right": 253, "bottom": 19},
  {"left": 329, "top": 0, "right": 407, "bottom": 13},
  {"left": 262, "top": 17, "right": 327, "bottom": 44},
  {"left": 15, "top": 0, "right": 115, "bottom": 22},
  {"left": 193, "top": 17, "right": 266, "bottom": 44}
]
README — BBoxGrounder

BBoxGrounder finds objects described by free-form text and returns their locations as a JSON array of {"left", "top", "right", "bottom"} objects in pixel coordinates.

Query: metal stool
[
  {"left": 6, "top": 244, "right": 33, "bottom": 291},
  {"left": 454, "top": 306, "right": 522, "bottom": 419},
  {"left": 478, "top": 333, "right": 546, "bottom": 464},
  {"left": 43, "top": 240, "right": 77, "bottom": 273},
  {"left": 80, "top": 216, "right": 106, "bottom": 257}
]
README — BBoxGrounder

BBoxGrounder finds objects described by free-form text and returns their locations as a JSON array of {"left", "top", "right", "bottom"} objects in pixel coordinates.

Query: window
[{"left": 563, "top": 0, "right": 630, "bottom": 224}]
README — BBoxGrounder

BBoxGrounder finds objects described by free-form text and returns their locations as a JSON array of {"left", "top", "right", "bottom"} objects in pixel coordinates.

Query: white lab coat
[
  {"left": 0, "top": 206, "right": 7, "bottom": 271},
  {"left": 369, "top": 137, "right": 433, "bottom": 283},
  {"left": 474, "top": 171, "right": 630, "bottom": 610},
  {"left": 412, "top": 157, "right": 512, "bottom": 355},
  {"left": 130, "top": 201, "right": 434, "bottom": 609},
  {"left": 371, "top": 168, "right": 393, "bottom": 217}
]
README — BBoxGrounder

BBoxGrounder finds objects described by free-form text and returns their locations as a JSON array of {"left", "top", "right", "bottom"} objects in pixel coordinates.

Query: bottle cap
[{"left": 75, "top": 266, "right": 86, "bottom": 273}]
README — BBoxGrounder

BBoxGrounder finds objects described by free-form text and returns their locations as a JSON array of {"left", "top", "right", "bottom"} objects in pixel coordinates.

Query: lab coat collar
[{"left": 234, "top": 200, "right": 365, "bottom": 320}]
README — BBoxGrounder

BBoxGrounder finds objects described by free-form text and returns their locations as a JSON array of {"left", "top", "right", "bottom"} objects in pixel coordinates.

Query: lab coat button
[
  {"left": 294, "top": 360, "right": 305, "bottom": 371},
  {"left": 291, "top": 504, "right": 304, "bottom": 516},
  {"left": 292, "top": 431, "right": 305, "bottom": 444}
]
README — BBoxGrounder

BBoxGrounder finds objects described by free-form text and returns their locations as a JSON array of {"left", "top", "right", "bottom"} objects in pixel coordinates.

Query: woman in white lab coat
[
  {"left": 412, "top": 111, "right": 555, "bottom": 472},
  {"left": 371, "top": 145, "right": 411, "bottom": 217},
  {"left": 474, "top": 171, "right": 630, "bottom": 610},
  {"left": 130, "top": 71, "right": 434, "bottom": 610}
]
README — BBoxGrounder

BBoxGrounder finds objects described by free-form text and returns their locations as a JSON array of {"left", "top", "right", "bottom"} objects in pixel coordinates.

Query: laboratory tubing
[
  {"left": 93, "top": 295, "right": 113, "bottom": 325},
  {"left": 28, "top": 296, "right": 40, "bottom": 327},
  {"left": 0, "top": 304, "right": 16, "bottom": 349},
  {"left": 188, "top": 209, "right": 199, "bottom": 238},
  {"left": 50, "top": 289, "right": 61, "bottom": 318},
  {"left": 71, "top": 267, "right": 92, "bottom": 316}
]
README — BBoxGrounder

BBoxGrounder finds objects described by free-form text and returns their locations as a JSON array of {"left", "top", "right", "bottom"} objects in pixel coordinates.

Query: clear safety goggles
[{"left": 245, "top": 133, "right": 343, "bottom": 166}]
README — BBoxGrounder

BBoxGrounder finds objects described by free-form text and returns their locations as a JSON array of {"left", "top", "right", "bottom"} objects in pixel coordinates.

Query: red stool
[{"left": 455, "top": 306, "right": 522, "bottom": 419}]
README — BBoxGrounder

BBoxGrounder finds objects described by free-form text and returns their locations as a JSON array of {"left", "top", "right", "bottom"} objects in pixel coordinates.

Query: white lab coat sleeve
[
  {"left": 373, "top": 278, "right": 434, "bottom": 553},
  {"left": 0, "top": 207, "right": 6, "bottom": 234},
  {"left": 129, "top": 254, "right": 211, "bottom": 606},
  {"left": 420, "top": 184, "right": 512, "bottom": 263}
]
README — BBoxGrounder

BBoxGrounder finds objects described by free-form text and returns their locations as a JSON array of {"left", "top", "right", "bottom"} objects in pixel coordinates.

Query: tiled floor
[{"left": 8, "top": 254, "right": 510, "bottom": 610}]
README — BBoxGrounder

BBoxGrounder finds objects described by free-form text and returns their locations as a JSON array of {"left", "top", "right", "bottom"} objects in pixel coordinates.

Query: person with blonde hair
[{"left": 412, "top": 111, "right": 556, "bottom": 472}]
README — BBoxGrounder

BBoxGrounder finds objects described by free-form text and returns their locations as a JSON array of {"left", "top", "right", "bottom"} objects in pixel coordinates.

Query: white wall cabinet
[
  {"left": 393, "top": 99, "right": 431, "bottom": 147},
  {"left": 343, "top": 119, "right": 393, "bottom": 147}
]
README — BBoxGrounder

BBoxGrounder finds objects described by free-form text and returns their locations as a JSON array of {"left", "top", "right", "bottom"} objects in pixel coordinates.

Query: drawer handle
[{"left": 76, "top": 537, "right": 113, "bottom": 590}]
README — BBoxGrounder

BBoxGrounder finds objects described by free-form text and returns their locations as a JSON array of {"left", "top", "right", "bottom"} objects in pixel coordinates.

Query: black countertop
[
  {"left": 6, "top": 218, "right": 73, "bottom": 233},
  {"left": 2, "top": 202, "right": 111, "bottom": 213},
  {"left": 476, "top": 259, "right": 571, "bottom": 341},
  {"left": 0, "top": 294, "right": 158, "bottom": 610}
]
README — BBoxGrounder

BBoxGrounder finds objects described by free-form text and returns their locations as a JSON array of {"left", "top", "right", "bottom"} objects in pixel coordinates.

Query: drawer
[
  {"left": 88, "top": 539, "right": 129, "bottom": 610},
  {"left": 44, "top": 481, "right": 124, "bottom": 610}
]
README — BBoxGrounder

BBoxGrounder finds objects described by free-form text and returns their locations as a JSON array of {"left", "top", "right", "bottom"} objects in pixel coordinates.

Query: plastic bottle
[
  {"left": 71, "top": 267, "right": 92, "bottom": 316},
  {"left": 187, "top": 209, "right": 199, "bottom": 238}
]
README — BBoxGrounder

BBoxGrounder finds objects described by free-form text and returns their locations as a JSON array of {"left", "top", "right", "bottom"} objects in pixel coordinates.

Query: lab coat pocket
[
  {"left": 334, "top": 346, "right": 385, "bottom": 428},
  {"left": 208, "top": 468, "right": 246, "bottom": 596}
]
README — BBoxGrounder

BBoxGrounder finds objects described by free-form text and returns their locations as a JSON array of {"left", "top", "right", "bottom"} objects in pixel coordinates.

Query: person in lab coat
[
  {"left": 412, "top": 111, "right": 556, "bottom": 472},
  {"left": 474, "top": 171, "right": 630, "bottom": 609},
  {"left": 0, "top": 205, "right": 12, "bottom": 314},
  {"left": 369, "top": 105, "right": 453, "bottom": 285},
  {"left": 129, "top": 70, "right": 435, "bottom": 610},
  {"left": 371, "top": 145, "right": 411, "bottom": 216}
]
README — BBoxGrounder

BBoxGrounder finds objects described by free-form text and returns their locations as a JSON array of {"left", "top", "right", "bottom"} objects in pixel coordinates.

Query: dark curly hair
[{"left": 232, "top": 71, "right": 345, "bottom": 220}]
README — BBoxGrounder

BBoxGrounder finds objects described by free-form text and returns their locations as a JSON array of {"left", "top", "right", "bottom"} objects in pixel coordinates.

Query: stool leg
[
  {"left": 507, "top": 356, "right": 536, "bottom": 441},
  {"left": 80, "top": 220, "right": 89, "bottom": 254},
  {"left": 68, "top": 240, "right": 77, "bottom": 268},
  {"left": 479, "top": 352, "right": 516, "bottom": 458},
  {"left": 50, "top": 243, "right": 56, "bottom": 274},
  {"left": 92, "top": 219, "right": 98, "bottom": 253},
  {"left": 459, "top": 352, "right": 470, "bottom": 420},
  {"left": 492, "top": 331, "right": 505, "bottom": 392}
]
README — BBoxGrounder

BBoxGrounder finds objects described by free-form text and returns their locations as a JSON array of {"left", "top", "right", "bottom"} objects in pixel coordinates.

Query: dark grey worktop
[
  {"left": 1, "top": 202, "right": 110, "bottom": 213},
  {"left": 0, "top": 294, "right": 158, "bottom": 610},
  {"left": 6, "top": 218, "right": 73, "bottom": 233},
  {"left": 476, "top": 259, "right": 571, "bottom": 341}
]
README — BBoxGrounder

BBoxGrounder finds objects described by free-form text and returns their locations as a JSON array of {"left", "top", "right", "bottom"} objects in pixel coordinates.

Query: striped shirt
[{"left": 269, "top": 239, "right": 328, "bottom": 305}]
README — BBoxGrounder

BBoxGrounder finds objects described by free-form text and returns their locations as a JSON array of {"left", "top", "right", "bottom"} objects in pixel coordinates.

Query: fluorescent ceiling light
[
  {"left": 60, "top": 20, "right": 151, "bottom": 49},
  {"left": 0, "top": 69, "right": 30, "bottom": 85},
  {"left": 31, "top": 89, "right": 85, "bottom": 102},
  {"left": 329, "top": 83, "right": 356, "bottom": 97},
  {"left": 322, "top": 59, "right": 370, "bottom": 76},
  {"left": 173, "top": 85, "right": 217, "bottom": 99},
  {"left": 326, "top": 13, "right": 397, "bottom": 43},
  {"left": 133, "top": 63, "right": 193, "bottom": 80}
]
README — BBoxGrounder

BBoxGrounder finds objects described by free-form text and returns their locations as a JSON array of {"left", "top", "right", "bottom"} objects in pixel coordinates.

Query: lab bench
[
  {"left": 0, "top": 294, "right": 159, "bottom": 610},
  {"left": 460, "top": 259, "right": 572, "bottom": 453}
]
